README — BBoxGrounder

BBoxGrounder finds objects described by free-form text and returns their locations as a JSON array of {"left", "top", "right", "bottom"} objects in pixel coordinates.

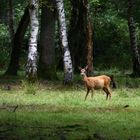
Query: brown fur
[{"left": 79, "top": 67, "right": 112, "bottom": 100}]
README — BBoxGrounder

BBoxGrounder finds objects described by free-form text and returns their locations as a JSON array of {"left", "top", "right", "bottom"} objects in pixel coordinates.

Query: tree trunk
[
  {"left": 86, "top": 18, "right": 93, "bottom": 76},
  {"left": 8, "top": 0, "right": 14, "bottom": 40},
  {"left": 26, "top": 0, "right": 39, "bottom": 82},
  {"left": 127, "top": 0, "right": 140, "bottom": 76},
  {"left": 69, "top": 0, "right": 88, "bottom": 71},
  {"left": 56, "top": 0, "right": 73, "bottom": 84},
  {"left": 5, "top": 7, "right": 29, "bottom": 75},
  {"left": 69, "top": 0, "right": 93, "bottom": 74},
  {"left": 38, "top": 0, "right": 57, "bottom": 80}
]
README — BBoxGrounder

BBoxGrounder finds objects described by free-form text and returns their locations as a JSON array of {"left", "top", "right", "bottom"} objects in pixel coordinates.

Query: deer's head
[{"left": 79, "top": 66, "right": 88, "bottom": 77}]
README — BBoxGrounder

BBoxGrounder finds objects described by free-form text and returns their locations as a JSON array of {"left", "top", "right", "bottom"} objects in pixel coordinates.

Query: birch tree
[
  {"left": 56, "top": 0, "right": 73, "bottom": 84},
  {"left": 26, "top": 0, "right": 39, "bottom": 82}
]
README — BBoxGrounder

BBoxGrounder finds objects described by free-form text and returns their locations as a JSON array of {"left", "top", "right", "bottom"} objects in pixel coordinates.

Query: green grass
[
  {"left": 0, "top": 71, "right": 140, "bottom": 140},
  {"left": 0, "top": 84, "right": 140, "bottom": 140}
]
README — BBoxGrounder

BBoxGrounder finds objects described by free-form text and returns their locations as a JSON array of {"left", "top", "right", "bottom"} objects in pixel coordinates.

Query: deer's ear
[
  {"left": 85, "top": 65, "right": 88, "bottom": 70},
  {"left": 78, "top": 66, "right": 82, "bottom": 70}
]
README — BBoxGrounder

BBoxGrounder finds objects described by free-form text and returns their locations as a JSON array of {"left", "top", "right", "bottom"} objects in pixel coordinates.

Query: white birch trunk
[
  {"left": 26, "top": 0, "right": 39, "bottom": 81},
  {"left": 56, "top": 0, "right": 73, "bottom": 84}
]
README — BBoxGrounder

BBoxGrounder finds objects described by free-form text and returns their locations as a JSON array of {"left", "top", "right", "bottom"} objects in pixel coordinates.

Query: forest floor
[{"left": 0, "top": 73, "right": 140, "bottom": 140}]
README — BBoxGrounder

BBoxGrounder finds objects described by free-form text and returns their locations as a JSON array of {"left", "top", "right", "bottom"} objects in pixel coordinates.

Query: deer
[{"left": 79, "top": 66, "right": 116, "bottom": 101}]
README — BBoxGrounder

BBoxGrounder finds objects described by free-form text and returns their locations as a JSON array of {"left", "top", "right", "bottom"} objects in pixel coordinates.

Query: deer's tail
[{"left": 110, "top": 75, "right": 117, "bottom": 88}]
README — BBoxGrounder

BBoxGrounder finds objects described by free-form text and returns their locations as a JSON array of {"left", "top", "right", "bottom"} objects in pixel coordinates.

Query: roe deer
[{"left": 79, "top": 66, "right": 116, "bottom": 101}]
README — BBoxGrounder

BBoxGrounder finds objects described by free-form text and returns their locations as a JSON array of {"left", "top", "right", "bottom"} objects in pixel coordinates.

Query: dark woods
[{"left": 0, "top": 0, "right": 140, "bottom": 83}]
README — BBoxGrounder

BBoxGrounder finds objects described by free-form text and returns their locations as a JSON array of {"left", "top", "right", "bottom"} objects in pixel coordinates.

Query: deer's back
[{"left": 85, "top": 75, "right": 111, "bottom": 89}]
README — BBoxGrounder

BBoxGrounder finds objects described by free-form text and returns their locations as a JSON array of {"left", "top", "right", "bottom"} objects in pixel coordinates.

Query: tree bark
[
  {"left": 127, "top": 0, "right": 140, "bottom": 76},
  {"left": 86, "top": 18, "right": 94, "bottom": 76},
  {"left": 69, "top": 0, "right": 88, "bottom": 71},
  {"left": 38, "top": 0, "right": 57, "bottom": 80},
  {"left": 56, "top": 0, "right": 73, "bottom": 84},
  {"left": 69, "top": 0, "right": 93, "bottom": 74},
  {"left": 5, "top": 7, "right": 29, "bottom": 75},
  {"left": 8, "top": 0, "right": 14, "bottom": 40},
  {"left": 26, "top": 0, "right": 39, "bottom": 82}
]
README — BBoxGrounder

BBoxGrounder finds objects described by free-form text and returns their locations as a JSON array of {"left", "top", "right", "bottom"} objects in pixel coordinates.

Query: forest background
[
  {"left": 0, "top": 1, "right": 140, "bottom": 140},
  {"left": 0, "top": 0, "right": 140, "bottom": 81}
]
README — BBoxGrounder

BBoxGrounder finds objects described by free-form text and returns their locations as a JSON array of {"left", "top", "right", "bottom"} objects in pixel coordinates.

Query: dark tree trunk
[
  {"left": 38, "top": 0, "right": 57, "bottom": 80},
  {"left": 86, "top": 19, "right": 93, "bottom": 76},
  {"left": 127, "top": 0, "right": 140, "bottom": 76},
  {"left": 69, "top": 0, "right": 88, "bottom": 71},
  {"left": 5, "top": 7, "right": 29, "bottom": 75},
  {"left": 69, "top": 0, "right": 93, "bottom": 73},
  {"left": 0, "top": 2, "right": 1, "bottom": 23},
  {"left": 8, "top": 0, "right": 14, "bottom": 40}
]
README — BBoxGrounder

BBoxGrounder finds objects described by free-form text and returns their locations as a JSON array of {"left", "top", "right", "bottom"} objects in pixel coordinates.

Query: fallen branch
[{"left": 13, "top": 105, "right": 18, "bottom": 112}]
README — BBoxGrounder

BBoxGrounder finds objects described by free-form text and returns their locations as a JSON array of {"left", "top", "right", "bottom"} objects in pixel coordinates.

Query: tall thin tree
[
  {"left": 26, "top": 0, "right": 39, "bottom": 81},
  {"left": 86, "top": 18, "right": 93, "bottom": 76},
  {"left": 86, "top": 1, "right": 93, "bottom": 76},
  {"left": 56, "top": 0, "right": 73, "bottom": 84},
  {"left": 127, "top": 0, "right": 140, "bottom": 76}
]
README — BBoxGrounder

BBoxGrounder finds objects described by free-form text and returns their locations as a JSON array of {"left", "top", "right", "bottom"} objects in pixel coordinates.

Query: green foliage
[
  {"left": 63, "top": 0, "right": 72, "bottom": 26},
  {"left": 0, "top": 0, "right": 140, "bottom": 74},
  {"left": 0, "top": 24, "right": 10, "bottom": 68},
  {"left": 0, "top": 2, "right": 27, "bottom": 69},
  {"left": 92, "top": 1, "right": 132, "bottom": 69},
  {"left": 14, "top": 3, "right": 27, "bottom": 28},
  {"left": 90, "top": 0, "right": 100, "bottom": 4}
]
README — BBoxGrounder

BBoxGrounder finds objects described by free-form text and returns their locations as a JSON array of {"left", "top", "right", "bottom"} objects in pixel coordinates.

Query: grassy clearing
[{"left": 0, "top": 73, "right": 140, "bottom": 140}]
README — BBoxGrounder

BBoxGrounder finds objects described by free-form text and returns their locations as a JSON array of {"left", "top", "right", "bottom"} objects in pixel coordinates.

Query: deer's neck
[{"left": 82, "top": 75, "right": 88, "bottom": 82}]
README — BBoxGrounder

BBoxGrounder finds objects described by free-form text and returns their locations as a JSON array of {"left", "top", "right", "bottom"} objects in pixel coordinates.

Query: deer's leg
[
  {"left": 103, "top": 87, "right": 111, "bottom": 100},
  {"left": 103, "top": 88, "right": 109, "bottom": 100},
  {"left": 91, "top": 88, "right": 94, "bottom": 99},
  {"left": 107, "top": 87, "right": 112, "bottom": 99},
  {"left": 85, "top": 88, "right": 90, "bottom": 101}
]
